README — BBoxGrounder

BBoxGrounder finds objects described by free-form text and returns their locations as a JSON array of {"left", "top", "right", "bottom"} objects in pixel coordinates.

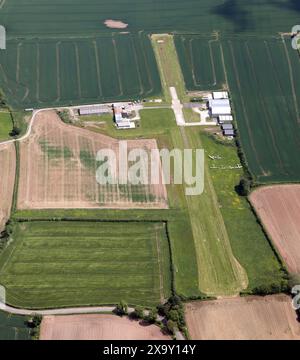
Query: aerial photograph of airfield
[{"left": 0, "top": 0, "right": 300, "bottom": 340}]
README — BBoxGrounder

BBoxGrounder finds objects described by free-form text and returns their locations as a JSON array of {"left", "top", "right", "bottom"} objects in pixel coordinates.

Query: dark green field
[
  {"left": 0, "top": 221, "right": 172, "bottom": 308},
  {"left": 176, "top": 34, "right": 300, "bottom": 183},
  {"left": 0, "top": 0, "right": 299, "bottom": 35},
  {"left": 0, "top": 33, "right": 161, "bottom": 108},
  {"left": 0, "top": 311, "right": 31, "bottom": 340},
  {"left": 0, "top": 111, "right": 12, "bottom": 141}
]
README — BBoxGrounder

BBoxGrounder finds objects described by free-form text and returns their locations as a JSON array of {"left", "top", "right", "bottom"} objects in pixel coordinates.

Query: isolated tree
[
  {"left": 238, "top": 177, "right": 251, "bottom": 196},
  {"left": 10, "top": 126, "right": 21, "bottom": 137}
]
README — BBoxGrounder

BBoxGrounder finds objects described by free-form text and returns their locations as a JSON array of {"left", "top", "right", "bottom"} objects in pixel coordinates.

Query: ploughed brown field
[
  {"left": 0, "top": 143, "right": 16, "bottom": 231},
  {"left": 18, "top": 111, "right": 168, "bottom": 209},
  {"left": 185, "top": 295, "right": 300, "bottom": 340},
  {"left": 40, "top": 314, "right": 171, "bottom": 340},
  {"left": 250, "top": 185, "right": 300, "bottom": 274}
]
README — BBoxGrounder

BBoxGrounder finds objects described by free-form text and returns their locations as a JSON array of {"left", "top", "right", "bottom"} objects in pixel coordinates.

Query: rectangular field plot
[
  {"left": 0, "top": 311, "right": 31, "bottom": 340},
  {"left": 1, "top": 0, "right": 299, "bottom": 36},
  {"left": 175, "top": 35, "right": 226, "bottom": 91},
  {"left": 0, "top": 33, "right": 161, "bottom": 108},
  {"left": 0, "top": 221, "right": 172, "bottom": 308},
  {"left": 17, "top": 111, "right": 168, "bottom": 209},
  {"left": 176, "top": 35, "right": 300, "bottom": 183},
  {"left": 185, "top": 295, "right": 300, "bottom": 340},
  {"left": 223, "top": 37, "right": 300, "bottom": 183}
]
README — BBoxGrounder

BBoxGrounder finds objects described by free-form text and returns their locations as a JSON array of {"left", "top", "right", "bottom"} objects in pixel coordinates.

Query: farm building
[
  {"left": 221, "top": 124, "right": 233, "bottom": 130},
  {"left": 208, "top": 99, "right": 232, "bottom": 116},
  {"left": 218, "top": 115, "right": 233, "bottom": 123},
  {"left": 117, "top": 121, "right": 136, "bottom": 129},
  {"left": 213, "top": 91, "right": 229, "bottom": 99},
  {"left": 113, "top": 105, "right": 135, "bottom": 129},
  {"left": 78, "top": 106, "right": 109, "bottom": 116},
  {"left": 223, "top": 129, "right": 235, "bottom": 137}
]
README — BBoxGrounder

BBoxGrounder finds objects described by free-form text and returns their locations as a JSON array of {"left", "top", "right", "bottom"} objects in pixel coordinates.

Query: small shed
[
  {"left": 213, "top": 91, "right": 229, "bottom": 99},
  {"left": 223, "top": 129, "right": 235, "bottom": 137},
  {"left": 218, "top": 115, "right": 233, "bottom": 123},
  {"left": 221, "top": 124, "right": 233, "bottom": 130}
]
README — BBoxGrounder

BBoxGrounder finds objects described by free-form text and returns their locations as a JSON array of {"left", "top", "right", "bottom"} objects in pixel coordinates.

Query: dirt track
[
  {"left": 0, "top": 143, "right": 16, "bottom": 231},
  {"left": 185, "top": 295, "right": 300, "bottom": 340},
  {"left": 250, "top": 185, "right": 300, "bottom": 273},
  {"left": 17, "top": 111, "right": 168, "bottom": 209},
  {"left": 40, "top": 314, "right": 170, "bottom": 340}
]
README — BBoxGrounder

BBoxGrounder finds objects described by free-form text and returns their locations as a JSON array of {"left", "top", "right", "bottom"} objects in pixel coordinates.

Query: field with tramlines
[
  {"left": 0, "top": 34, "right": 161, "bottom": 108},
  {"left": 0, "top": 221, "right": 171, "bottom": 308},
  {"left": 176, "top": 34, "right": 300, "bottom": 183}
]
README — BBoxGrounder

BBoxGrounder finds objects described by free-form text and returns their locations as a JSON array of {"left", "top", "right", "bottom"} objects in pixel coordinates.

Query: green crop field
[
  {"left": 175, "top": 34, "right": 226, "bottom": 92},
  {"left": 0, "top": 33, "right": 161, "bottom": 108},
  {"left": 0, "top": 221, "right": 172, "bottom": 308},
  {"left": 0, "top": 1, "right": 298, "bottom": 35},
  {"left": 176, "top": 34, "right": 300, "bottom": 183},
  {"left": 222, "top": 36, "right": 300, "bottom": 183},
  {"left": 0, "top": 111, "right": 12, "bottom": 141},
  {"left": 0, "top": 311, "right": 31, "bottom": 340}
]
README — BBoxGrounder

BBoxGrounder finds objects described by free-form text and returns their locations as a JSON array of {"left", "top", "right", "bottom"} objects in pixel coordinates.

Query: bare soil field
[
  {"left": 104, "top": 19, "right": 128, "bottom": 29},
  {"left": 0, "top": 143, "right": 16, "bottom": 231},
  {"left": 185, "top": 295, "right": 300, "bottom": 340},
  {"left": 40, "top": 314, "right": 170, "bottom": 340},
  {"left": 250, "top": 185, "right": 300, "bottom": 273},
  {"left": 17, "top": 111, "right": 167, "bottom": 209}
]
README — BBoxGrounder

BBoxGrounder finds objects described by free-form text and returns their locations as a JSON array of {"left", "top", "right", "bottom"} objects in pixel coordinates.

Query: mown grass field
[
  {"left": 176, "top": 34, "right": 300, "bottom": 183},
  {"left": 200, "top": 131, "right": 286, "bottom": 291},
  {"left": 0, "top": 311, "right": 31, "bottom": 340},
  {"left": 0, "top": 33, "right": 161, "bottom": 108},
  {"left": 0, "top": 221, "right": 172, "bottom": 308},
  {"left": 80, "top": 108, "right": 176, "bottom": 139},
  {"left": 0, "top": 111, "right": 12, "bottom": 141}
]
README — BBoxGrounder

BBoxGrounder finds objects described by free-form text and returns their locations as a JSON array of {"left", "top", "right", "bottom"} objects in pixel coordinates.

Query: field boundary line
[
  {"left": 131, "top": 36, "right": 144, "bottom": 96},
  {"left": 36, "top": 43, "right": 40, "bottom": 103},
  {"left": 55, "top": 42, "right": 61, "bottom": 102},
  {"left": 0, "top": 0, "right": 6, "bottom": 10},
  {"left": 74, "top": 43, "right": 82, "bottom": 99},
  {"left": 154, "top": 225, "right": 165, "bottom": 303},
  {"left": 142, "top": 34, "right": 155, "bottom": 95},
  {"left": 112, "top": 38, "right": 123, "bottom": 97},
  {"left": 92, "top": 40, "right": 103, "bottom": 97},
  {"left": 16, "top": 43, "right": 21, "bottom": 84},
  {"left": 281, "top": 35, "right": 300, "bottom": 123}
]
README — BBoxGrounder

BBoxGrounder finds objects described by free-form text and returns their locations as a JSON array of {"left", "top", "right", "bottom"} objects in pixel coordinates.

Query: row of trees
[{"left": 114, "top": 295, "right": 186, "bottom": 337}]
